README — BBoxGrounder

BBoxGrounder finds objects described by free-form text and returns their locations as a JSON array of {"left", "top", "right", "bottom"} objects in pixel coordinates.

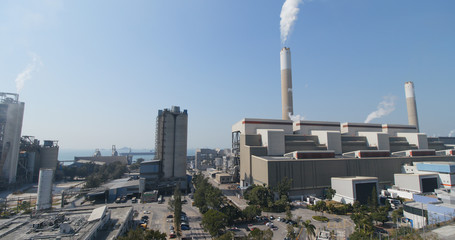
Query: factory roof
[
  {"left": 405, "top": 201, "right": 429, "bottom": 210},
  {"left": 88, "top": 205, "right": 107, "bottom": 222},
  {"left": 103, "top": 178, "right": 139, "bottom": 190},
  {"left": 331, "top": 176, "right": 378, "bottom": 181},
  {"left": 395, "top": 173, "right": 439, "bottom": 177}
]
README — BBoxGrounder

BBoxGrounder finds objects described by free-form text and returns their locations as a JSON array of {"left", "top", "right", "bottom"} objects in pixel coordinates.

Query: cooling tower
[
  {"left": 404, "top": 82, "right": 419, "bottom": 132},
  {"left": 280, "top": 47, "right": 294, "bottom": 120}
]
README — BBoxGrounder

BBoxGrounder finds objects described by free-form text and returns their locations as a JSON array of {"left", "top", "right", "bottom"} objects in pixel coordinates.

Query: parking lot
[{"left": 132, "top": 195, "right": 211, "bottom": 239}]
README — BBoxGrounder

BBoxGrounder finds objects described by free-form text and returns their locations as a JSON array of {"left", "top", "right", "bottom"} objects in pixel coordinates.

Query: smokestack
[
  {"left": 281, "top": 47, "right": 293, "bottom": 120},
  {"left": 404, "top": 81, "right": 419, "bottom": 132}
]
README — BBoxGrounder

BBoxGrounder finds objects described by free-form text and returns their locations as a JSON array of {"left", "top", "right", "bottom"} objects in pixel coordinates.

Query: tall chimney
[
  {"left": 404, "top": 81, "right": 419, "bottom": 132},
  {"left": 280, "top": 47, "right": 293, "bottom": 120}
]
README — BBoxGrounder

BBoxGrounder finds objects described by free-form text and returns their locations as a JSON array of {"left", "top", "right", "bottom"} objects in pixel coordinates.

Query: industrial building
[
  {"left": 230, "top": 47, "right": 455, "bottom": 199},
  {"left": 0, "top": 92, "right": 25, "bottom": 185},
  {"left": 194, "top": 148, "right": 231, "bottom": 171},
  {"left": 331, "top": 176, "right": 378, "bottom": 205},
  {"left": 0, "top": 205, "right": 133, "bottom": 240},
  {"left": 16, "top": 136, "right": 59, "bottom": 184},
  {"left": 140, "top": 106, "right": 188, "bottom": 193},
  {"left": 232, "top": 118, "right": 455, "bottom": 197}
]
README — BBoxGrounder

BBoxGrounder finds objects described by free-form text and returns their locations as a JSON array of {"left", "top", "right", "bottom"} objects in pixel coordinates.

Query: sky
[{"left": 0, "top": 0, "right": 454, "bottom": 150}]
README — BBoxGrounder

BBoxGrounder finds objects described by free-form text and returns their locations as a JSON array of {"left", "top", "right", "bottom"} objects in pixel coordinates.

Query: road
[{"left": 203, "top": 172, "right": 354, "bottom": 239}]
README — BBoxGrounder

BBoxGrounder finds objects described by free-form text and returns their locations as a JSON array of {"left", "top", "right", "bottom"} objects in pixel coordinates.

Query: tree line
[{"left": 61, "top": 161, "right": 127, "bottom": 188}]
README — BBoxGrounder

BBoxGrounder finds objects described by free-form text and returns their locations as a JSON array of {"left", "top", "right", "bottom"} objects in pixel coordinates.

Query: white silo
[
  {"left": 404, "top": 82, "right": 419, "bottom": 132},
  {"left": 280, "top": 47, "right": 294, "bottom": 120},
  {"left": 36, "top": 168, "right": 54, "bottom": 210},
  {"left": 0, "top": 92, "right": 25, "bottom": 184}
]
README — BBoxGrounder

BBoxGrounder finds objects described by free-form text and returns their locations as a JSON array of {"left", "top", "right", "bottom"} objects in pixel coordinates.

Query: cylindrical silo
[
  {"left": 280, "top": 47, "right": 294, "bottom": 120},
  {"left": 39, "top": 142, "right": 59, "bottom": 169},
  {"left": 36, "top": 168, "right": 54, "bottom": 210},
  {"left": 404, "top": 82, "right": 419, "bottom": 132}
]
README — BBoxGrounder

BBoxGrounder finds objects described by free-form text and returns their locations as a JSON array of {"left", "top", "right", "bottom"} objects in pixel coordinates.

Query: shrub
[{"left": 312, "top": 215, "right": 329, "bottom": 222}]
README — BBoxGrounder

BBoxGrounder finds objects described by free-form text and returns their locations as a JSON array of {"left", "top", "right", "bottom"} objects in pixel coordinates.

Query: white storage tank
[{"left": 36, "top": 168, "right": 54, "bottom": 210}]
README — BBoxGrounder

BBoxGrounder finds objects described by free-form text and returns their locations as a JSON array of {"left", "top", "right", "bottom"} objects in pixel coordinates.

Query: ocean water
[
  {"left": 58, "top": 148, "right": 196, "bottom": 165},
  {"left": 58, "top": 148, "right": 156, "bottom": 165}
]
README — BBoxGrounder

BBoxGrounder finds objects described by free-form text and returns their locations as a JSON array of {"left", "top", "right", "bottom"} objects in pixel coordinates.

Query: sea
[{"left": 58, "top": 148, "right": 196, "bottom": 165}]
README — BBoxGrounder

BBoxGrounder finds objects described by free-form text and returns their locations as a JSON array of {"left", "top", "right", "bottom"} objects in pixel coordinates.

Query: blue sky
[{"left": 1, "top": 0, "right": 454, "bottom": 150}]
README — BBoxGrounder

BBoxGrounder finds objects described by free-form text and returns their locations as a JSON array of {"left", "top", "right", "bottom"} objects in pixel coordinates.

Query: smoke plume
[
  {"left": 449, "top": 130, "right": 455, "bottom": 137},
  {"left": 15, "top": 53, "right": 42, "bottom": 93},
  {"left": 289, "top": 113, "right": 305, "bottom": 122},
  {"left": 280, "top": 0, "right": 303, "bottom": 44},
  {"left": 364, "top": 96, "right": 396, "bottom": 123}
]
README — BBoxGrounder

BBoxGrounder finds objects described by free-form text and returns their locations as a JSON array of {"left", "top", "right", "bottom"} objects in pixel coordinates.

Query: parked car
[{"left": 181, "top": 224, "right": 190, "bottom": 230}]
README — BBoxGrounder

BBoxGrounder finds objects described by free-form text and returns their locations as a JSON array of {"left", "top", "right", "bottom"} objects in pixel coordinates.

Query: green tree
[
  {"left": 216, "top": 231, "right": 234, "bottom": 240},
  {"left": 247, "top": 185, "right": 273, "bottom": 208},
  {"left": 285, "top": 205, "right": 293, "bottom": 220},
  {"left": 202, "top": 209, "right": 228, "bottom": 237},
  {"left": 367, "top": 186, "right": 378, "bottom": 210},
  {"left": 287, "top": 224, "right": 296, "bottom": 239},
  {"left": 326, "top": 187, "right": 336, "bottom": 200},
  {"left": 117, "top": 228, "right": 166, "bottom": 240},
  {"left": 242, "top": 205, "right": 261, "bottom": 221},
  {"left": 302, "top": 220, "right": 316, "bottom": 240},
  {"left": 315, "top": 200, "right": 327, "bottom": 216},
  {"left": 248, "top": 228, "right": 273, "bottom": 240},
  {"left": 221, "top": 205, "right": 241, "bottom": 226},
  {"left": 273, "top": 177, "right": 292, "bottom": 201},
  {"left": 206, "top": 186, "right": 223, "bottom": 211},
  {"left": 169, "top": 186, "right": 182, "bottom": 236},
  {"left": 371, "top": 210, "right": 388, "bottom": 226}
]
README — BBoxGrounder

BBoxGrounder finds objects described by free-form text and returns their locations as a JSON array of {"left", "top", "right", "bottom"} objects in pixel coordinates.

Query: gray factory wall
[
  {"left": 251, "top": 155, "right": 455, "bottom": 196},
  {"left": 240, "top": 134, "right": 266, "bottom": 185}
]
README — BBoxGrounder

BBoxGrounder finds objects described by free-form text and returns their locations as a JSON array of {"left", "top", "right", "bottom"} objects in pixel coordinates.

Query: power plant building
[
  {"left": 232, "top": 118, "right": 455, "bottom": 197},
  {"left": 0, "top": 92, "right": 25, "bottom": 185}
]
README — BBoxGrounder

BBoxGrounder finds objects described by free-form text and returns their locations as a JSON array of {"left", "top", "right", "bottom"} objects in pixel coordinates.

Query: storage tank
[{"left": 36, "top": 168, "right": 54, "bottom": 210}]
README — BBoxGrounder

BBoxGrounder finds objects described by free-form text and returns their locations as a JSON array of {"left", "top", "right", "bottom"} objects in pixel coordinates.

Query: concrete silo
[
  {"left": 0, "top": 93, "right": 25, "bottom": 185},
  {"left": 154, "top": 106, "right": 188, "bottom": 179}
]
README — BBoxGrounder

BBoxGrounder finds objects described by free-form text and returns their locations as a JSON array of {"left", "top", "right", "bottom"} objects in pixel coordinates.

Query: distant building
[
  {"left": 140, "top": 106, "right": 188, "bottom": 193},
  {"left": 194, "top": 148, "right": 230, "bottom": 171},
  {"left": 0, "top": 93, "right": 24, "bottom": 185}
]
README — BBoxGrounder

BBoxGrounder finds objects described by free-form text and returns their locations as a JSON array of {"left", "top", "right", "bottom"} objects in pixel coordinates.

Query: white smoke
[
  {"left": 364, "top": 96, "right": 396, "bottom": 123},
  {"left": 280, "top": 0, "right": 303, "bottom": 44},
  {"left": 15, "top": 53, "right": 42, "bottom": 93},
  {"left": 449, "top": 130, "right": 455, "bottom": 137},
  {"left": 289, "top": 112, "right": 305, "bottom": 122}
]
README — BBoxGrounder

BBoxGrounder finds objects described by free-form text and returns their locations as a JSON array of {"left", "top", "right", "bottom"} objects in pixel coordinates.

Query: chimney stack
[
  {"left": 404, "top": 81, "right": 419, "bottom": 132},
  {"left": 280, "top": 47, "right": 294, "bottom": 120}
]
